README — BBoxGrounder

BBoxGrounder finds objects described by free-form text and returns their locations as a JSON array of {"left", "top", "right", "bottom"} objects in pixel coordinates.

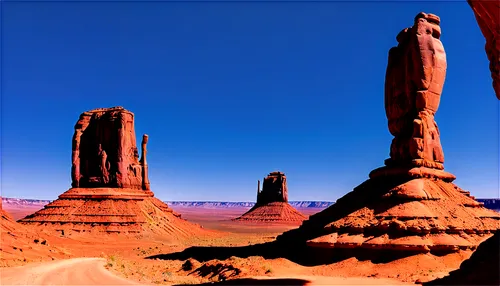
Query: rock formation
[
  {"left": 420, "top": 5, "right": 500, "bottom": 283},
  {"left": 468, "top": 0, "right": 500, "bottom": 99},
  {"left": 234, "top": 172, "right": 306, "bottom": 223},
  {"left": 424, "top": 230, "right": 500, "bottom": 285},
  {"left": 19, "top": 107, "right": 208, "bottom": 237},
  {"left": 257, "top": 171, "right": 288, "bottom": 204},
  {"left": 70, "top": 107, "right": 149, "bottom": 190},
  {"left": 276, "top": 13, "right": 500, "bottom": 256}
]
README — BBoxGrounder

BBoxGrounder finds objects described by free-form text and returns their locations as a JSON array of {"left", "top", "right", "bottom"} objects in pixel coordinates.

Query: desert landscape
[{"left": 1, "top": 1, "right": 500, "bottom": 286}]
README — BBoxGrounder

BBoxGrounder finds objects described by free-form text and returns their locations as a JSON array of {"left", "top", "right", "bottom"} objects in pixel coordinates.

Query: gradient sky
[{"left": 1, "top": 1, "right": 499, "bottom": 202}]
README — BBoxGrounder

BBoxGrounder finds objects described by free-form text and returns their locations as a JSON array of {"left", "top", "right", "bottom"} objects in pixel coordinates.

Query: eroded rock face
[
  {"left": 71, "top": 107, "right": 150, "bottom": 190},
  {"left": 468, "top": 0, "right": 500, "bottom": 99},
  {"left": 257, "top": 171, "right": 288, "bottom": 205},
  {"left": 425, "top": 230, "right": 500, "bottom": 285},
  {"left": 385, "top": 12, "right": 446, "bottom": 170},
  {"left": 275, "top": 13, "right": 500, "bottom": 257}
]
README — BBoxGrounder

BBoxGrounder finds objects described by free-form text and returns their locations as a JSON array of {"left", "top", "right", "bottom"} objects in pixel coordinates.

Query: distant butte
[
  {"left": 276, "top": 13, "right": 500, "bottom": 257},
  {"left": 19, "top": 107, "right": 209, "bottom": 237},
  {"left": 233, "top": 171, "right": 306, "bottom": 223}
]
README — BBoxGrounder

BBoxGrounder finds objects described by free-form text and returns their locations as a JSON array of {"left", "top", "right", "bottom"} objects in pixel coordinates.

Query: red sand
[
  {"left": 0, "top": 208, "right": 71, "bottom": 266},
  {"left": 1, "top": 204, "right": 489, "bottom": 285}
]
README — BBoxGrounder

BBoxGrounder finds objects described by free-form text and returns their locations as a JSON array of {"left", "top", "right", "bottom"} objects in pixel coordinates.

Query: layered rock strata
[
  {"left": 276, "top": 13, "right": 500, "bottom": 254},
  {"left": 1, "top": 204, "right": 69, "bottom": 266},
  {"left": 234, "top": 172, "right": 306, "bottom": 222},
  {"left": 424, "top": 230, "right": 500, "bottom": 285}
]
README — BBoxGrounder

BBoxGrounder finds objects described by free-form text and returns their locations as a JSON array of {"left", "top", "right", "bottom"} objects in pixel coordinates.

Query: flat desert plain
[{"left": 1, "top": 202, "right": 478, "bottom": 285}]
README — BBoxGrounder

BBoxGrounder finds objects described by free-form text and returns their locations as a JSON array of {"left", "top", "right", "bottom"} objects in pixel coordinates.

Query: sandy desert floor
[{"left": 0, "top": 204, "right": 476, "bottom": 285}]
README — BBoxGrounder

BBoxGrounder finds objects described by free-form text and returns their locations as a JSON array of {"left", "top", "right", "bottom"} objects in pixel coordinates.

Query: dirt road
[{"left": 0, "top": 258, "right": 140, "bottom": 285}]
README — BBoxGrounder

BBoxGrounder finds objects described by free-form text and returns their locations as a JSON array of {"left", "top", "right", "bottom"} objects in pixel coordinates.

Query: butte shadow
[
  {"left": 19, "top": 107, "right": 212, "bottom": 239},
  {"left": 174, "top": 278, "right": 310, "bottom": 286},
  {"left": 148, "top": 12, "right": 500, "bottom": 267}
]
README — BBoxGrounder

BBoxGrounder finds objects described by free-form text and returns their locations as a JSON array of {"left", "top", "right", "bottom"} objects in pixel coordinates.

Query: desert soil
[
  {"left": 0, "top": 258, "right": 138, "bottom": 285},
  {"left": 0, "top": 204, "right": 476, "bottom": 285}
]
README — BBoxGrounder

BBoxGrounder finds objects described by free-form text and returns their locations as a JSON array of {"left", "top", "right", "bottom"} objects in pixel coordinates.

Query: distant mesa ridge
[
  {"left": 3, "top": 198, "right": 500, "bottom": 211},
  {"left": 166, "top": 201, "right": 335, "bottom": 208}
]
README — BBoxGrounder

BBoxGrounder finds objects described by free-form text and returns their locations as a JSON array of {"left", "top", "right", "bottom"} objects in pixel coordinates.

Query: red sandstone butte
[
  {"left": 468, "top": 0, "right": 500, "bottom": 99},
  {"left": 276, "top": 13, "right": 500, "bottom": 256},
  {"left": 234, "top": 171, "right": 306, "bottom": 223},
  {"left": 70, "top": 107, "right": 150, "bottom": 190},
  {"left": 19, "top": 107, "right": 208, "bottom": 237}
]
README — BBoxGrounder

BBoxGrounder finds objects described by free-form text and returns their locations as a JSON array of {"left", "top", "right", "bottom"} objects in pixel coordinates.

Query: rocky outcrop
[
  {"left": 71, "top": 107, "right": 150, "bottom": 190},
  {"left": 424, "top": 230, "right": 500, "bottom": 285},
  {"left": 384, "top": 12, "right": 446, "bottom": 170},
  {"left": 19, "top": 107, "right": 210, "bottom": 237},
  {"left": 468, "top": 0, "right": 500, "bottom": 99},
  {"left": 234, "top": 171, "right": 306, "bottom": 223},
  {"left": 257, "top": 171, "right": 288, "bottom": 204},
  {"left": 276, "top": 13, "right": 500, "bottom": 256}
]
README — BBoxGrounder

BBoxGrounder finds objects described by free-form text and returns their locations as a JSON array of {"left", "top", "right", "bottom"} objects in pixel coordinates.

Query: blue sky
[{"left": 1, "top": 1, "right": 498, "bottom": 201}]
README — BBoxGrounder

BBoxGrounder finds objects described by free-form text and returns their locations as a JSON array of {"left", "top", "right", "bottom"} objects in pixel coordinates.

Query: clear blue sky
[{"left": 1, "top": 1, "right": 498, "bottom": 201}]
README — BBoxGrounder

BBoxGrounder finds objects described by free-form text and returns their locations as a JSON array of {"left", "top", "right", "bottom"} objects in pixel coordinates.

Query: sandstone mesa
[{"left": 19, "top": 107, "right": 209, "bottom": 237}]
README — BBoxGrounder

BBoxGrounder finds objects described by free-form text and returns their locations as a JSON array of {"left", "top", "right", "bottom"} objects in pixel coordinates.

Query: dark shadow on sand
[
  {"left": 147, "top": 240, "right": 421, "bottom": 266},
  {"left": 148, "top": 243, "right": 281, "bottom": 263},
  {"left": 149, "top": 171, "right": 474, "bottom": 267},
  {"left": 147, "top": 175, "right": 426, "bottom": 266},
  {"left": 173, "top": 278, "right": 310, "bottom": 286}
]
